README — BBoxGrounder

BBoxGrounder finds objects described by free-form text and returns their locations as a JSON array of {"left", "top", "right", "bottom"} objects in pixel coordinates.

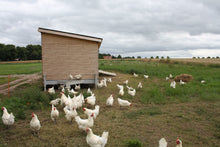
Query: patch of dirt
[{"left": 0, "top": 73, "right": 42, "bottom": 95}]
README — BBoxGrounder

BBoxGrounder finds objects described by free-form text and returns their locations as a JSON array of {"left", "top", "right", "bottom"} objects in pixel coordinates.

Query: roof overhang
[{"left": 38, "top": 27, "right": 103, "bottom": 48}]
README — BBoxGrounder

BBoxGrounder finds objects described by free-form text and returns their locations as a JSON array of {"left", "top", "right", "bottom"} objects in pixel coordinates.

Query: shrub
[{"left": 126, "top": 139, "right": 142, "bottom": 147}]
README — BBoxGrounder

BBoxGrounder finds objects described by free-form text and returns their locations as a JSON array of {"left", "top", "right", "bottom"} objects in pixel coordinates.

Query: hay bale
[{"left": 174, "top": 74, "right": 193, "bottom": 82}]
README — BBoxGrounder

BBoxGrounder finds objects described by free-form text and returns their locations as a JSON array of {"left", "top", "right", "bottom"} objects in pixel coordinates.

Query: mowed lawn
[{"left": 0, "top": 59, "right": 220, "bottom": 146}]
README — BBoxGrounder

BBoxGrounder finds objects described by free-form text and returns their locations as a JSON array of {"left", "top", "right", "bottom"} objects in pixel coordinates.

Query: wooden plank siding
[{"left": 41, "top": 33, "right": 99, "bottom": 81}]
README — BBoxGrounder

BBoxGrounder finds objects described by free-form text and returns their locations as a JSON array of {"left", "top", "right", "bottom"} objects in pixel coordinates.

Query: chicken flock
[{"left": 1, "top": 72, "right": 190, "bottom": 147}]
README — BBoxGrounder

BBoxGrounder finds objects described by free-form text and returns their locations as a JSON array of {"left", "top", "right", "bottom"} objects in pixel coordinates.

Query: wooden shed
[{"left": 38, "top": 27, "right": 102, "bottom": 91}]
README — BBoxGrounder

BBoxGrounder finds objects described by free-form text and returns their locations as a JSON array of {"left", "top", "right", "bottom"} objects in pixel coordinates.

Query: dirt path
[{"left": 0, "top": 73, "right": 42, "bottom": 95}]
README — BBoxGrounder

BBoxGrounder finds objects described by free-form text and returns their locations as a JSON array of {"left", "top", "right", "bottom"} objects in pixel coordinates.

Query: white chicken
[
  {"left": 86, "top": 127, "right": 109, "bottom": 147},
  {"left": 75, "top": 74, "right": 82, "bottom": 79},
  {"left": 61, "top": 87, "right": 65, "bottom": 92},
  {"left": 63, "top": 106, "right": 78, "bottom": 123},
  {"left": 144, "top": 75, "right": 149, "bottom": 79},
  {"left": 201, "top": 80, "right": 206, "bottom": 84},
  {"left": 48, "top": 86, "right": 55, "bottom": 94},
  {"left": 83, "top": 105, "right": 100, "bottom": 119},
  {"left": 85, "top": 94, "right": 96, "bottom": 106},
  {"left": 176, "top": 138, "right": 183, "bottom": 147},
  {"left": 102, "top": 78, "right": 107, "bottom": 87},
  {"left": 49, "top": 98, "right": 61, "bottom": 106},
  {"left": 107, "top": 78, "right": 112, "bottom": 83},
  {"left": 87, "top": 88, "right": 93, "bottom": 95},
  {"left": 30, "top": 113, "right": 41, "bottom": 135},
  {"left": 169, "top": 74, "right": 173, "bottom": 79},
  {"left": 170, "top": 81, "right": 176, "bottom": 88},
  {"left": 165, "top": 77, "right": 169, "bottom": 80},
  {"left": 1, "top": 107, "right": 15, "bottom": 128},
  {"left": 60, "top": 92, "right": 68, "bottom": 106},
  {"left": 133, "top": 72, "right": 138, "bottom": 77},
  {"left": 138, "top": 82, "right": 142, "bottom": 88},
  {"left": 75, "top": 84, "right": 80, "bottom": 90},
  {"left": 159, "top": 138, "right": 167, "bottom": 147},
  {"left": 126, "top": 85, "right": 134, "bottom": 90},
  {"left": 123, "top": 80, "right": 128, "bottom": 85},
  {"left": 69, "top": 88, "right": 78, "bottom": 95},
  {"left": 116, "top": 84, "right": 124, "bottom": 90},
  {"left": 97, "top": 80, "right": 104, "bottom": 88},
  {"left": 69, "top": 74, "right": 74, "bottom": 80},
  {"left": 180, "top": 80, "right": 185, "bottom": 85},
  {"left": 119, "top": 88, "right": 124, "bottom": 96},
  {"left": 118, "top": 98, "right": 132, "bottom": 107},
  {"left": 75, "top": 113, "right": 94, "bottom": 131},
  {"left": 51, "top": 105, "right": 59, "bottom": 122},
  {"left": 106, "top": 94, "right": 114, "bottom": 106},
  {"left": 128, "top": 88, "right": 136, "bottom": 97}
]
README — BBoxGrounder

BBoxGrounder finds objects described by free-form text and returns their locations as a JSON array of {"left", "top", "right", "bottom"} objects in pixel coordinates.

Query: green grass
[
  {"left": 0, "top": 77, "right": 19, "bottom": 85},
  {"left": 0, "top": 59, "right": 219, "bottom": 146},
  {"left": 99, "top": 60, "right": 220, "bottom": 103},
  {"left": 0, "top": 62, "right": 42, "bottom": 75}
]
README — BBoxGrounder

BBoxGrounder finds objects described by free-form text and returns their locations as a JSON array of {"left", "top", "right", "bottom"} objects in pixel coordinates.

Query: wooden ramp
[{"left": 99, "top": 70, "right": 117, "bottom": 76}]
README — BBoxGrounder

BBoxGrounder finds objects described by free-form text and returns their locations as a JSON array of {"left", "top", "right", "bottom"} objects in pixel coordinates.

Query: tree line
[
  {"left": 0, "top": 43, "right": 42, "bottom": 61},
  {"left": 0, "top": 42, "right": 144, "bottom": 61}
]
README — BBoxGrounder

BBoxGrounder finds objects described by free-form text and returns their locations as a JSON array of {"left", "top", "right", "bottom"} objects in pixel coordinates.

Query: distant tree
[
  {"left": 16, "top": 46, "right": 28, "bottom": 60},
  {"left": 156, "top": 56, "right": 159, "bottom": 59},
  {"left": 161, "top": 56, "right": 164, "bottom": 59},
  {"left": 150, "top": 56, "right": 154, "bottom": 59},
  {"left": 192, "top": 57, "right": 196, "bottom": 59},
  {"left": 5, "top": 44, "right": 17, "bottom": 61},
  {"left": 216, "top": 56, "right": 219, "bottom": 58},
  {"left": 117, "top": 55, "right": 122, "bottom": 59},
  {"left": 0, "top": 43, "right": 6, "bottom": 61},
  {"left": 132, "top": 56, "right": 135, "bottom": 59},
  {"left": 166, "top": 56, "right": 170, "bottom": 59},
  {"left": 137, "top": 56, "right": 141, "bottom": 59},
  {"left": 112, "top": 55, "right": 116, "bottom": 59},
  {"left": 202, "top": 57, "right": 205, "bottom": 59},
  {"left": 197, "top": 56, "right": 200, "bottom": 59},
  {"left": 26, "top": 44, "right": 41, "bottom": 60},
  {"left": 207, "top": 56, "right": 211, "bottom": 59}
]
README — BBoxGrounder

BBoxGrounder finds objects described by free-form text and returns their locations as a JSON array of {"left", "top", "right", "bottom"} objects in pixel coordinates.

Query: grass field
[
  {"left": 0, "top": 60, "right": 220, "bottom": 146},
  {"left": 0, "top": 62, "right": 42, "bottom": 75}
]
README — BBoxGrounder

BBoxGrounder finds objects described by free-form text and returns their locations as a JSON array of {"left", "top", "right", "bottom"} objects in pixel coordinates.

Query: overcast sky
[{"left": 1, "top": 0, "right": 220, "bottom": 58}]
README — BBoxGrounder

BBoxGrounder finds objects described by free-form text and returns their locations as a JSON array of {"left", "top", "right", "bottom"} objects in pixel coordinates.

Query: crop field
[{"left": 0, "top": 59, "right": 220, "bottom": 146}]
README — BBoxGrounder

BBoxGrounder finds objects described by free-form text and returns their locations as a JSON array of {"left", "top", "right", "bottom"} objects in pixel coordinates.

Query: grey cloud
[{"left": 0, "top": 0, "right": 220, "bottom": 57}]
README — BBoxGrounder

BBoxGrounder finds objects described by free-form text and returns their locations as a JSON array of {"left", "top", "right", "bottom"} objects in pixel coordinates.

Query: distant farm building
[
  {"left": 103, "top": 56, "right": 112, "bottom": 59},
  {"left": 38, "top": 28, "right": 102, "bottom": 91}
]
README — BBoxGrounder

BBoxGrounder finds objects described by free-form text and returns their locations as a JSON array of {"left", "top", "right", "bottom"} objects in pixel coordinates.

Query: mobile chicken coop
[{"left": 38, "top": 28, "right": 102, "bottom": 91}]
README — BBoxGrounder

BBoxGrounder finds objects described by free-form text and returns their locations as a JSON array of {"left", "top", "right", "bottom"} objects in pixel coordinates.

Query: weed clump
[{"left": 126, "top": 139, "right": 142, "bottom": 147}]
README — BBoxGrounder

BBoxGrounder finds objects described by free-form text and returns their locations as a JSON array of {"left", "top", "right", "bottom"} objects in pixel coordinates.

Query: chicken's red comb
[
  {"left": 1, "top": 107, "right": 4, "bottom": 110},
  {"left": 176, "top": 138, "right": 180, "bottom": 144},
  {"left": 83, "top": 108, "right": 86, "bottom": 111}
]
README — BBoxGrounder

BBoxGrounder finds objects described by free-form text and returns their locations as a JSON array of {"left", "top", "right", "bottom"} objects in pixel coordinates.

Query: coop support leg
[
  {"left": 95, "top": 73, "right": 97, "bottom": 89},
  {"left": 43, "top": 74, "right": 46, "bottom": 91}
]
